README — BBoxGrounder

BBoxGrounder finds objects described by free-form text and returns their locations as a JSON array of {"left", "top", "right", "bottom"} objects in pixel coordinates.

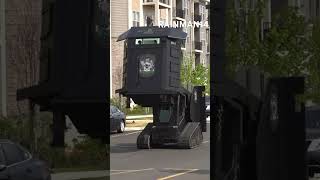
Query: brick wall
[
  {"left": 111, "top": 37, "right": 124, "bottom": 98},
  {"left": 5, "top": 0, "right": 42, "bottom": 116}
]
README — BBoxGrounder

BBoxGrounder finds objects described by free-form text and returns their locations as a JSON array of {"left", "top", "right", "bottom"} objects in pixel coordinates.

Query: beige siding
[
  {"left": 132, "top": 0, "right": 140, "bottom": 11},
  {"left": 111, "top": 0, "right": 128, "bottom": 37}
]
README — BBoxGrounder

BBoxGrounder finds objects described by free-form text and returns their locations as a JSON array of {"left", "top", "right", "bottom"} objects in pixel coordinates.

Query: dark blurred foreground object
[
  {"left": 211, "top": 0, "right": 307, "bottom": 180},
  {"left": 306, "top": 106, "right": 320, "bottom": 177},
  {"left": 205, "top": 96, "right": 210, "bottom": 118},
  {"left": 0, "top": 140, "right": 51, "bottom": 180},
  {"left": 16, "top": 0, "right": 109, "bottom": 146},
  {"left": 116, "top": 27, "right": 206, "bottom": 149}
]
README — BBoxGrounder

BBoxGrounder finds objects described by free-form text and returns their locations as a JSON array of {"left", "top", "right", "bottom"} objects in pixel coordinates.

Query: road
[
  {"left": 51, "top": 170, "right": 108, "bottom": 180},
  {"left": 110, "top": 122, "right": 210, "bottom": 180}
]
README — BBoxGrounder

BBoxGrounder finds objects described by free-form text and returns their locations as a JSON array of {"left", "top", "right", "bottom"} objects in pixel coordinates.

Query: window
[
  {"left": 2, "top": 143, "right": 28, "bottom": 165},
  {"left": 201, "top": 30, "right": 205, "bottom": 41},
  {"left": 132, "top": 11, "right": 140, "bottom": 27},
  {"left": 135, "top": 38, "right": 160, "bottom": 45},
  {"left": 159, "top": 105, "right": 172, "bottom": 123},
  {"left": 184, "top": 0, "right": 189, "bottom": 16},
  {"left": 111, "top": 106, "right": 118, "bottom": 114},
  {"left": 160, "top": 18, "right": 167, "bottom": 25},
  {"left": 200, "top": 5, "right": 206, "bottom": 20},
  {"left": 145, "top": 16, "right": 154, "bottom": 26}
]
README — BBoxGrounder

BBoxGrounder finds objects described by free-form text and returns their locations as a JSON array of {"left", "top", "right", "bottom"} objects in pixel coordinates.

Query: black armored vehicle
[{"left": 116, "top": 27, "right": 206, "bottom": 149}]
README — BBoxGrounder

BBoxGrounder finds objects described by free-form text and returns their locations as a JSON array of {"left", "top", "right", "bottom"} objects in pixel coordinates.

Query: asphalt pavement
[{"left": 110, "top": 123, "right": 210, "bottom": 180}]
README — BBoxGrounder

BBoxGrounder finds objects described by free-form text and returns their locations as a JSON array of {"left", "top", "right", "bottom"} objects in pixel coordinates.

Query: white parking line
[
  {"left": 157, "top": 169, "right": 199, "bottom": 180},
  {"left": 110, "top": 168, "right": 155, "bottom": 175}
]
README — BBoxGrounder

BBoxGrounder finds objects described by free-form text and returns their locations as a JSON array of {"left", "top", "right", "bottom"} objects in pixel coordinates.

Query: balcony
[
  {"left": 173, "top": 8, "right": 185, "bottom": 19},
  {"left": 194, "top": 41, "right": 202, "bottom": 50},
  {"left": 181, "top": 40, "right": 186, "bottom": 49},
  {"left": 159, "top": 0, "right": 170, "bottom": 5},
  {"left": 143, "top": 0, "right": 170, "bottom": 9},
  {"left": 194, "top": 14, "right": 202, "bottom": 22}
]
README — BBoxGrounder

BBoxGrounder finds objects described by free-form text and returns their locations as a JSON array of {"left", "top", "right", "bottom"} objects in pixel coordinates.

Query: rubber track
[
  {"left": 137, "top": 123, "right": 153, "bottom": 149},
  {"left": 177, "top": 122, "right": 203, "bottom": 149}
]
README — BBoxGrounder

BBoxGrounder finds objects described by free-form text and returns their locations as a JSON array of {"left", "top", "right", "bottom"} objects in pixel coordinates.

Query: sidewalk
[
  {"left": 126, "top": 114, "right": 153, "bottom": 120},
  {"left": 125, "top": 118, "right": 152, "bottom": 131},
  {"left": 51, "top": 170, "right": 108, "bottom": 180}
]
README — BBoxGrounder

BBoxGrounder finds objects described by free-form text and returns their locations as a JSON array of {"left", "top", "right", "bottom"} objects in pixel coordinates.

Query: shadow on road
[
  {"left": 159, "top": 169, "right": 210, "bottom": 175},
  {"left": 110, "top": 143, "right": 140, "bottom": 153}
]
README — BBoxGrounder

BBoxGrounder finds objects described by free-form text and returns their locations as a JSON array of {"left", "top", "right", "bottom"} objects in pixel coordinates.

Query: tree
[
  {"left": 225, "top": 1, "right": 320, "bottom": 103},
  {"left": 7, "top": 0, "right": 42, "bottom": 152},
  {"left": 181, "top": 54, "right": 210, "bottom": 95}
]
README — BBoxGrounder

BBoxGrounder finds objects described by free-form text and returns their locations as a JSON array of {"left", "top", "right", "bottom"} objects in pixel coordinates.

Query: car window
[
  {"left": 110, "top": 106, "right": 116, "bottom": 114},
  {"left": 2, "top": 143, "right": 27, "bottom": 165}
]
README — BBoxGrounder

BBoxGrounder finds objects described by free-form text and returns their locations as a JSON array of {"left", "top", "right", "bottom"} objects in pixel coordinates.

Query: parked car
[
  {"left": 306, "top": 106, "right": 320, "bottom": 177},
  {"left": 0, "top": 140, "right": 51, "bottom": 180},
  {"left": 110, "top": 105, "right": 126, "bottom": 133}
]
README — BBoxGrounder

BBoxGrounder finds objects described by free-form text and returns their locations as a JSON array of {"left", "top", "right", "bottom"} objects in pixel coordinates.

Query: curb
[{"left": 126, "top": 115, "right": 153, "bottom": 120}]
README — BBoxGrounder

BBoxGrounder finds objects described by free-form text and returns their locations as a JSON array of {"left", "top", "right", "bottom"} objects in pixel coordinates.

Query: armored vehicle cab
[{"left": 116, "top": 27, "right": 206, "bottom": 149}]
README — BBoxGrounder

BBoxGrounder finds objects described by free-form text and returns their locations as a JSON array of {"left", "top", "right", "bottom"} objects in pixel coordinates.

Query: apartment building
[{"left": 111, "top": 0, "right": 210, "bottom": 97}]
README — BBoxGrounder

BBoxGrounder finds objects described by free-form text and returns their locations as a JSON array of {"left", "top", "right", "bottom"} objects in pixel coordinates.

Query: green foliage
[
  {"left": 110, "top": 97, "right": 127, "bottom": 113},
  {"left": 0, "top": 115, "right": 108, "bottom": 170},
  {"left": 180, "top": 54, "right": 210, "bottom": 95},
  {"left": 225, "top": 1, "right": 320, "bottom": 103},
  {"left": 110, "top": 97, "right": 152, "bottom": 115}
]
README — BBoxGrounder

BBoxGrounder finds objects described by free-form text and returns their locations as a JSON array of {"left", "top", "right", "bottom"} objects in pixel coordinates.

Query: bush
[
  {"left": 0, "top": 114, "right": 108, "bottom": 170},
  {"left": 126, "top": 105, "right": 152, "bottom": 115},
  {"left": 110, "top": 97, "right": 152, "bottom": 115}
]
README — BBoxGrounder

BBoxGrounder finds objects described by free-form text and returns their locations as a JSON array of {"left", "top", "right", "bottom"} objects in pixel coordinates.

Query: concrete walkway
[{"left": 52, "top": 170, "right": 108, "bottom": 180}]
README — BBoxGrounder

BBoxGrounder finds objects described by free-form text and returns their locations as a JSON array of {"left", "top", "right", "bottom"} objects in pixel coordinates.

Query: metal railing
[
  {"left": 174, "top": 8, "right": 185, "bottom": 19},
  {"left": 159, "top": 0, "right": 170, "bottom": 5},
  {"left": 143, "top": 0, "right": 169, "bottom": 5},
  {"left": 194, "top": 14, "right": 202, "bottom": 22}
]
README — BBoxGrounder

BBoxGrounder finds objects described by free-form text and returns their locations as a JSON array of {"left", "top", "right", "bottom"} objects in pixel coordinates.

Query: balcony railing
[
  {"left": 181, "top": 40, "right": 186, "bottom": 48},
  {"left": 194, "top": 14, "right": 202, "bottom": 22},
  {"left": 159, "top": 0, "right": 170, "bottom": 5},
  {"left": 173, "top": 8, "right": 185, "bottom": 19},
  {"left": 143, "top": 0, "right": 170, "bottom": 5},
  {"left": 194, "top": 41, "right": 202, "bottom": 50}
]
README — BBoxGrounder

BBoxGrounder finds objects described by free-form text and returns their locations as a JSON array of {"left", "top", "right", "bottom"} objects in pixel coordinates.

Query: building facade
[
  {"left": 0, "top": 0, "right": 42, "bottom": 117},
  {"left": 110, "top": 0, "right": 210, "bottom": 97}
]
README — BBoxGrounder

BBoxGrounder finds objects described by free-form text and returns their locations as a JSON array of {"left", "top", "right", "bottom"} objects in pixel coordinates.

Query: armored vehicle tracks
[{"left": 137, "top": 122, "right": 203, "bottom": 149}]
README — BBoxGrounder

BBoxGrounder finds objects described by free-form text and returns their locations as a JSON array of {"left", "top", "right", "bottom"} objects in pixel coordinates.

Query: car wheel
[{"left": 118, "top": 120, "right": 125, "bottom": 133}]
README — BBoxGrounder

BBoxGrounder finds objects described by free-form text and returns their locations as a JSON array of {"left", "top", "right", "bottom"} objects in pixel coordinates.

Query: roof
[{"left": 117, "top": 26, "right": 187, "bottom": 41}]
